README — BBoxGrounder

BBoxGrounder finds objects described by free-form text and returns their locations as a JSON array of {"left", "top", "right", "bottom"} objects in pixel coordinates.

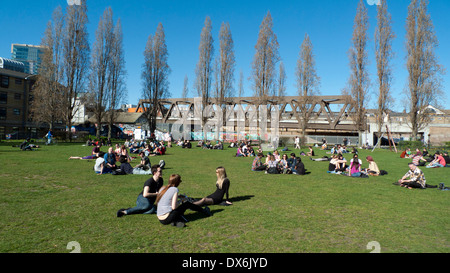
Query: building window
[
  {"left": 13, "top": 108, "right": 20, "bottom": 115},
  {"left": 14, "top": 93, "right": 21, "bottom": 100},
  {"left": 1, "top": 76, "right": 9, "bottom": 88},
  {"left": 0, "top": 92, "right": 7, "bottom": 104},
  {"left": 0, "top": 107, "right": 6, "bottom": 120},
  {"left": 15, "top": 79, "right": 23, "bottom": 85}
]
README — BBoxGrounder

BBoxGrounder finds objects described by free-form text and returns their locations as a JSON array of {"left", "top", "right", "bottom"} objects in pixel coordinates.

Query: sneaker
[
  {"left": 203, "top": 206, "right": 212, "bottom": 217},
  {"left": 439, "top": 183, "right": 444, "bottom": 190},
  {"left": 116, "top": 209, "right": 126, "bottom": 217}
]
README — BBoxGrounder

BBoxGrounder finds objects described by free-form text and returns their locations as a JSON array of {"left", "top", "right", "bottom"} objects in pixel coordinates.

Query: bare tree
[
  {"left": 250, "top": 11, "right": 280, "bottom": 102},
  {"left": 277, "top": 61, "right": 286, "bottom": 97},
  {"left": 238, "top": 70, "right": 244, "bottom": 98},
  {"left": 296, "top": 33, "right": 321, "bottom": 146},
  {"left": 141, "top": 23, "right": 171, "bottom": 135},
  {"left": 106, "top": 18, "right": 127, "bottom": 139},
  {"left": 182, "top": 75, "right": 189, "bottom": 99},
  {"left": 214, "top": 22, "right": 235, "bottom": 106},
  {"left": 405, "top": 0, "right": 445, "bottom": 139},
  {"left": 347, "top": 0, "right": 370, "bottom": 139},
  {"left": 194, "top": 17, "right": 214, "bottom": 139},
  {"left": 375, "top": 0, "right": 395, "bottom": 145},
  {"left": 31, "top": 6, "right": 65, "bottom": 130},
  {"left": 89, "top": 7, "right": 115, "bottom": 138},
  {"left": 62, "top": 2, "right": 90, "bottom": 141},
  {"left": 195, "top": 16, "right": 214, "bottom": 109}
]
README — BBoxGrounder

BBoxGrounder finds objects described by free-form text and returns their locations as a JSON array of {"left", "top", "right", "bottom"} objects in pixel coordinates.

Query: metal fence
[{"left": 279, "top": 135, "right": 360, "bottom": 146}]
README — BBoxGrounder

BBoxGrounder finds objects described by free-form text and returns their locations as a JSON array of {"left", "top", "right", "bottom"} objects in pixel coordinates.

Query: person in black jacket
[
  {"left": 116, "top": 156, "right": 134, "bottom": 175},
  {"left": 293, "top": 157, "right": 306, "bottom": 175},
  {"left": 193, "top": 167, "right": 232, "bottom": 206}
]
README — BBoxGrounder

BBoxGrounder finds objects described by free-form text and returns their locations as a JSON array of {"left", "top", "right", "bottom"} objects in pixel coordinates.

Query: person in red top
[{"left": 426, "top": 152, "right": 446, "bottom": 168}]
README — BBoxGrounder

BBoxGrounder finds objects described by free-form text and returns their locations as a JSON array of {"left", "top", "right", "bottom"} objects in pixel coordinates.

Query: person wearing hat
[{"left": 364, "top": 156, "right": 380, "bottom": 176}]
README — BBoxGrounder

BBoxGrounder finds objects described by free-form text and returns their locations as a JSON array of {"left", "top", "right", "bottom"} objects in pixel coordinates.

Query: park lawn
[{"left": 0, "top": 141, "right": 448, "bottom": 253}]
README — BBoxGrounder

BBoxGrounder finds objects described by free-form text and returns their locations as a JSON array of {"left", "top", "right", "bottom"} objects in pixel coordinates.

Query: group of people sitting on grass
[
  {"left": 116, "top": 165, "right": 232, "bottom": 228},
  {"left": 251, "top": 151, "right": 307, "bottom": 175},
  {"left": 178, "top": 139, "right": 192, "bottom": 148},
  {"left": 69, "top": 142, "right": 165, "bottom": 175},
  {"left": 127, "top": 139, "right": 167, "bottom": 156},
  {"left": 196, "top": 140, "right": 224, "bottom": 150},
  {"left": 325, "top": 153, "right": 383, "bottom": 178},
  {"left": 236, "top": 142, "right": 256, "bottom": 157},
  {"left": 93, "top": 148, "right": 160, "bottom": 175},
  {"left": 403, "top": 148, "right": 450, "bottom": 168}
]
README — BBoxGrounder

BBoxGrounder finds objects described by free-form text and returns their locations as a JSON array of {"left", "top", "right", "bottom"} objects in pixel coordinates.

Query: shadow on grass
[
  {"left": 184, "top": 195, "right": 255, "bottom": 223},
  {"left": 228, "top": 195, "right": 255, "bottom": 203},
  {"left": 184, "top": 208, "right": 225, "bottom": 223}
]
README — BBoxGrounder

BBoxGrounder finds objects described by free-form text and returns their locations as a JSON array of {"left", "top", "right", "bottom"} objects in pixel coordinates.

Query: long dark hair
[
  {"left": 155, "top": 174, "right": 182, "bottom": 204},
  {"left": 352, "top": 154, "right": 360, "bottom": 167}
]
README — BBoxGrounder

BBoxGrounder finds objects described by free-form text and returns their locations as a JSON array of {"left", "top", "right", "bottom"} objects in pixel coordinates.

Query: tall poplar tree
[
  {"left": 195, "top": 16, "right": 214, "bottom": 109},
  {"left": 296, "top": 33, "right": 320, "bottom": 146},
  {"left": 31, "top": 6, "right": 65, "bottom": 130},
  {"left": 405, "top": 0, "right": 444, "bottom": 139},
  {"left": 214, "top": 22, "right": 235, "bottom": 107},
  {"left": 63, "top": 1, "right": 90, "bottom": 141},
  {"left": 375, "top": 0, "right": 395, "bottom": 145},
  {"left": 142, "top": 23, "right": 171, "bottom": 134},
  {"left": 347, "top": 0, "right": 370, "bottom": 139},
  {"left": 90, "top": 7, "right": 115, "bottom": 138},
  {"left": 250, "top": 11, "right": 280, "bottom": 102}
]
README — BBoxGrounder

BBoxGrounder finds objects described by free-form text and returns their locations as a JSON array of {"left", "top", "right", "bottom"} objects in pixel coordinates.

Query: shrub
[{"left": 398, "top": 140, "right": 423, "bottom": 150}]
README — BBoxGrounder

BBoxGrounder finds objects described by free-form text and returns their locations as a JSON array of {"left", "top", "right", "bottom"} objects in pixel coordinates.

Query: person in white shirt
[{"left": 156, "top": 174, "right": 212, "bottom": 228}]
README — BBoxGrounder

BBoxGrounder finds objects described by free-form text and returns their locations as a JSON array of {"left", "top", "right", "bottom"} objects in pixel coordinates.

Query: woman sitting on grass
[
  {"left": 278, "top": 154, "right": 290, "bottom": 174},
  {"left": 306, "top": 146, "right": 315, "bottom": 157},
  {"left": 156, "top": 174, "right": 212, "bottom": 228},
  {"left": 193, "top": 167, "right": 232, "bottom": 207},
  {"left": 364, "top": 156, "right": 380, "bottom": 176},
  {"left": 348, "top": 154, "right": 362, "bottom": 177},
  {"left": 273, "top": 150, "right": 281, "bottom": 162},
  {"left": 327, "top": 155, "right": 338, "bottom": 172},
  {"left": 266, "top": 154, "right": 279, "bottom": 174}
]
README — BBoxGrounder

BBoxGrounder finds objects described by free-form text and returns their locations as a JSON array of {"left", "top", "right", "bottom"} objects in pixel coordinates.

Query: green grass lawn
[{"left": 0, "top": 141, "right": 448, "bottom": 253}]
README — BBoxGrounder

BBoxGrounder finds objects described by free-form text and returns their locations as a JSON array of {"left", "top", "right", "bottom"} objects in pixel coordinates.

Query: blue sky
[{"left": 1, "top": 0, "right": 449, "bottom": 111}]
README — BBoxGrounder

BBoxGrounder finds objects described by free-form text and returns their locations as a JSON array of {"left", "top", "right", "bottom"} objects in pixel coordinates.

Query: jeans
[
  {"left": 132, "top": 168, "right": 152, "bottom": 175},
  {"left": 125, "top": 194, "right": 156, "bottom": 215},
  {"left": 351, "top": 172, "right": 361, "bottom": 177},
  {"left": 426, "top": 163, "right": 444, "bottom": 168}
]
